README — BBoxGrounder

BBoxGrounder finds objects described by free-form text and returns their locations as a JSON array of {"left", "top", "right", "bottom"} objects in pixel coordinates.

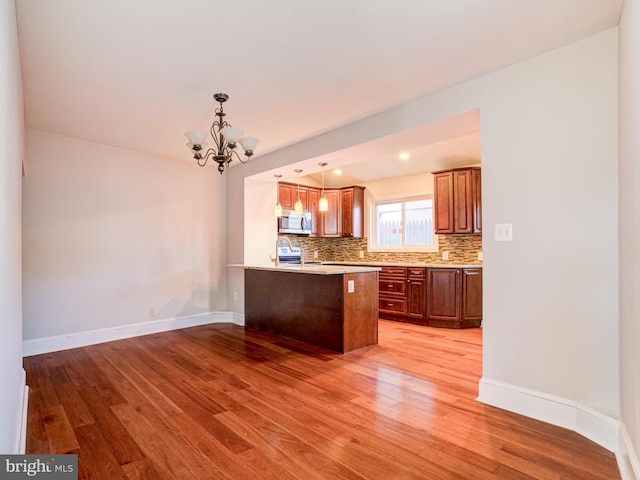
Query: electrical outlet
[
  {"left": 348, "top": 280, "right": 355, "bottom": 293},
  {"left": 314, "top": 250, "right": 318, "bottom": 259},
  {"left": 478, "top": 251, "right": 483, "bottom": 261},
  {"left": 359, "top": 251, "right": 365, "bottom": 259},
  {"left": 233, "top": 291, "right": 238, "bottom": 301},
  {"left": 442, "top": 251, "right": 449, "bottom": 261},
  {"left": 149, "top": 307, "right": 156, "bottom": 318}
]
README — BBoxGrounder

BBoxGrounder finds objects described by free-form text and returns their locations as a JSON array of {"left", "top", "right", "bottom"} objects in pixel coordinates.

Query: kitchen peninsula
[{"left": 238, "top": 264, "right": 380, "bottom": 353}]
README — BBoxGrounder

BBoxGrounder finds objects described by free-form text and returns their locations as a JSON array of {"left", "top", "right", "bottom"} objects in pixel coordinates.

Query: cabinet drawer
[
  {"left": 378, "top": 279, "right": 406, "bottom": 295},
  {"left": 379, "top": 297, "right": 407, "bottom": 314},
  {"left": 407, "top": 268, "right": 425, "bottom": 279},
  {"left": 379, "top": 267, "right": 407, "bottom": 278}
]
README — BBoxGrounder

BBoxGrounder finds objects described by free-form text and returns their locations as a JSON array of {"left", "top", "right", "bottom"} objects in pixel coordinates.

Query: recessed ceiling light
[
  {"left": 334, "top": 169, "right": 342, "bottom": 175},
  {"left": 400, "top": 153, "right": 409, "bottom": 160}
]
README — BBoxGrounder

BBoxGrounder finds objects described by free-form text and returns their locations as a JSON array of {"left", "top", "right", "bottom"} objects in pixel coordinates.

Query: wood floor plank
[{"left": 25, "top": 320, "right": 621, "bottom": 480}]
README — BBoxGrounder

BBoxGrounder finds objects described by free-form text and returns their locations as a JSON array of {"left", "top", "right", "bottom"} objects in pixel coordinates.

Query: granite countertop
[
  {"left": 227, "top": 263, "right": 381, "bottom": 275},
  {"left": 320, "top": 261, "right": 483, "bottom": 268}
]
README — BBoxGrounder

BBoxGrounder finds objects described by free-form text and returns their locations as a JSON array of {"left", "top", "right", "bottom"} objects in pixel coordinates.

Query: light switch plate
[
  {"left": 348, "top": 280, "right": 355, "bottom": 293},
  {"left": 495, "top": 223, "right": 513, "bottom": 241}
]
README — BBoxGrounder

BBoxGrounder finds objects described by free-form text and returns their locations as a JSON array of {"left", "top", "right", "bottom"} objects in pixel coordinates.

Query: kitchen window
[{"left": 369, "top": 195, "right": 437, "bottom": 252}]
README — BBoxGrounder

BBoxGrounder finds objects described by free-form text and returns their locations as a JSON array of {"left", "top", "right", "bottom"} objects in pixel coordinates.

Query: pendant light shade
[
  {"left": 318, "top": 162, "right": 328, "bottom": 211},
  {"left": 319, "top": 194, "right": 328, "bottom": 211},
  {"left": 274, "top": 174, "right": 283, "bottom": 217},
  {"left": 294, "top": 169, "right": 304, "bottom": 213}
]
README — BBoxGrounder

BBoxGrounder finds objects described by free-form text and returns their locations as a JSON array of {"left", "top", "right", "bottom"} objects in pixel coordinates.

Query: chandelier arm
[{"left": 228, "top": 149, "right": 248, "bottom": 164}]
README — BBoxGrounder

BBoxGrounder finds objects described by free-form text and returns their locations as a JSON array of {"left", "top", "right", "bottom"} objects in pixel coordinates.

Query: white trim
[
  {"left": 231, "top": 312, "right": 245, "bottom": 326},
  {"left": 617, "top": 424, "right": 640, "bottom": 480},
  {"left": 13, "top": 369, "right": 28, "bottom": 454},
  {"left": 22, "top": 311, "right": 234, "bottom": 356},
  {"left": 477, "top": 378, "right": 620, "bottom": 452}
]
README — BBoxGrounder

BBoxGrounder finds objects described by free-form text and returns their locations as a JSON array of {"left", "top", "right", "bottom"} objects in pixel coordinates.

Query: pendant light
[
  {"left": 294, "top": 169, "right": 304, "bottom": 213},
  {"left": 274, "top": 174, "right": 283, "bottom": 217},
  {"left": 318, "top": 162, "right": 328, "bottom": 211}
]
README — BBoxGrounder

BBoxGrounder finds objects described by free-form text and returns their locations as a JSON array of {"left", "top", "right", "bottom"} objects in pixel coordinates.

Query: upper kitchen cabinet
[
  {"left": 278, "top": 182, "right": 308, "bottom": 212},
  {"left": 432, "top": 167, "right": 481, "bottom": 234},
  {"left": 340, "top": 186, "right": 365, "bottom": 238},
  {"left": 279, "top": 180, "right": 365, "bottom": 238},
  {"left": 319, "top": 189, "right": 340, "bottom": 237}
]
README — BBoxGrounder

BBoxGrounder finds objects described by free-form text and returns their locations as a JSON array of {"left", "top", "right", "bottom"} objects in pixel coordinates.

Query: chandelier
[{"left": 185, "top": 93, "right": 259, "bottom": 174}]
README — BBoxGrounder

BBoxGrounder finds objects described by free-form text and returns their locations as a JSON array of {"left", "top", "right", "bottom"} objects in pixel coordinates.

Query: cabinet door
[
  {"left": 426, "top": 268, "right": 460, "bottom": 322},
  {"left": 278, "top": 183, "right": 296, "bottom": 211},
  {"left": 321, "top": 190, "right": 340, "bottom": 237},
  {"left": 407, "top": 279, "right": 426, "bottom": 318},
  {"left": 472, "top": 169, "right": 482, "bottom": 234},
  {"left": 453, "top": 169, "right": 474, "bottom": 234},
  {"left": 308, "top": 188, "right": 320, "bottom": 236},
  {"left": 461, "top": 268, "right": 483, "bottom": 326},
  {"left": 340, "top": 186, "right": 365, "bottom": 238},
  {"left": 433, "top": 172, "right": 454, "bottom": 234}
]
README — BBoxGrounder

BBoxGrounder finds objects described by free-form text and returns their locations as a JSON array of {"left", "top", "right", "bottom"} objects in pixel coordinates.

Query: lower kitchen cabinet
[
  {"left": 378, "top": 267, "right": 408, "bottom": 317},
  {"left": 426, "top": 267, "right": 482, "bottom": 328},
  {"left": 406, "top": 268, "right": 426, "bottom": 320},
  {"left": 379, "top": 267, "right": 428, "bottom": 325},
  {"left": 376, "top": 265, "right": 482, "bottom": 328}
]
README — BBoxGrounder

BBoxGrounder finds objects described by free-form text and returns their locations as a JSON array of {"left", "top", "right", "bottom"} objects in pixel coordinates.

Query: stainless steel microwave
[{"left": 278, "top": 211, "right": 312, "bottom": 235}]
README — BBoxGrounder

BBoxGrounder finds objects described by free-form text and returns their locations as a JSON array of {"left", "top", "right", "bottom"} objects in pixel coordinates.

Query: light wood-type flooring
[{"left": 24, "top": 320, "right": 621, "bottom": 479}]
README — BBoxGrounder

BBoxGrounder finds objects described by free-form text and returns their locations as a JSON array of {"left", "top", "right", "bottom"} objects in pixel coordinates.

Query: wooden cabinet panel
[
  {"left": 278, "top": 182, "right": 309, "bottom": 212},
  {"left": 453, "top": 169, "right": 473, "bottom": 233},
  {"left": 379, "top": 297, "right": 407, "bottom": 315},
  {"left": 279, "top": 182, "right": 364, "bottom": 238},
  {"left": 407, "top": 268, "right": 426, "bottom": 319},
  {"left": 426, "top": 267, "right": 482, "bottom": 328},
  {"left": 379, "top": 278, "right": 406, "bottom": 296},
  {"left": 308, "top": 187, "right": 320, "bottom": 236},
  {"left": 433, "top": 172, "right": 454, "bottom": 234},
  {"left": 278, "top": 183, "right": 296, "bottom": 211},
  {"left": 379, "top": 267, "right": 408, "bottom": 317},
  {"left": 461, "top": 268, "right": 483, "bottom": 327},
  {"left": 340, "top": 186, "right": 365, "bottom": 238},
  {"left": 426, "top": 268, "right": 461, "bottom": 323},
  {"left": 320, "top": 189, "right": 340, "bottom": 237},
  {"left": 373, "top": 264, "right": 481, "bottom": 328},
  {"left": 472, "top": 168, "right": 482, "bottom": 234},
  {"left": 432, "top": 167, "right": 481, "bottom": 234},
  {"left": 380, "top": 267, "right": 406, "bottom": 277}
]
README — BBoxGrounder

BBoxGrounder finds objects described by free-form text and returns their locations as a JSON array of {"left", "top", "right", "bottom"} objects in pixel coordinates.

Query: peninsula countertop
[
  {"left": 319, "top": 261, "right": 483, "bottom": 269},
  {"left": 227, "top": 263, "right": 381, "bottom": 275}
]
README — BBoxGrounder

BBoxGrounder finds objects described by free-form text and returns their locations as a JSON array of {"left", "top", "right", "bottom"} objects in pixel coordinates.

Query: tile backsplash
[{"left": 283, "top": 234, "right": 483, "bottom": 265}]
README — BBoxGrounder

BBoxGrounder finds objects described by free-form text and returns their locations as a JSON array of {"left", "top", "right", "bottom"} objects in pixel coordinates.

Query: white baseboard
[
  {"left": 22, "top": 311, "right": 235, "bottom": 356},
  {"left": 478, "top": 378, "right": 620, "bottom": 453},
  {"left": 617, "top": 424, "right": 640, "bottom": 480},
  {"left": 231, "top": 312, "right": 245, "bottom": 326},
  {"left": 13, "top": 369, "right": 28, "bottom": 454}
]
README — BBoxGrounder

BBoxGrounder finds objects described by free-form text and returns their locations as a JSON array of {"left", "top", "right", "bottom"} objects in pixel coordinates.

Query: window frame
[{"left": 368, "top": 194, "right": 438, "bottom": 253}]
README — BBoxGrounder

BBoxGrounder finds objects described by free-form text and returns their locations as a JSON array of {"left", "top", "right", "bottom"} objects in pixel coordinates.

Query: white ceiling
[{"left": 16, "top": 0, "right": 622, "bottom": 183}]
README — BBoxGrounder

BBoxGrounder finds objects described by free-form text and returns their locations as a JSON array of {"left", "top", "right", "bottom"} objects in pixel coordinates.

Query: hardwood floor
[{"left": 24, "top": 320, "right": 621, "bottom": 479}]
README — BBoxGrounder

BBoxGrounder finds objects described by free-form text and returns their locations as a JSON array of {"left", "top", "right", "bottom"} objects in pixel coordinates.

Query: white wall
[
  {"left": 228, "top": 28, "right": 620, "bottom": 435},
  {"left": 0, "top": 0, "right": 26, "bottom": 453},
  {"left": 619, "top": 0, "right": 640, "bottom": 475},
  {"left": 22, "top": 129, "right": 228, "bottom": 341}
]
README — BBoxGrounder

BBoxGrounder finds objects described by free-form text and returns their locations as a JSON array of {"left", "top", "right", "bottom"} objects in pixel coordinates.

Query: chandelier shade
[{"left": 184, "top": 93, "right": 259, "bottom": 174}]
